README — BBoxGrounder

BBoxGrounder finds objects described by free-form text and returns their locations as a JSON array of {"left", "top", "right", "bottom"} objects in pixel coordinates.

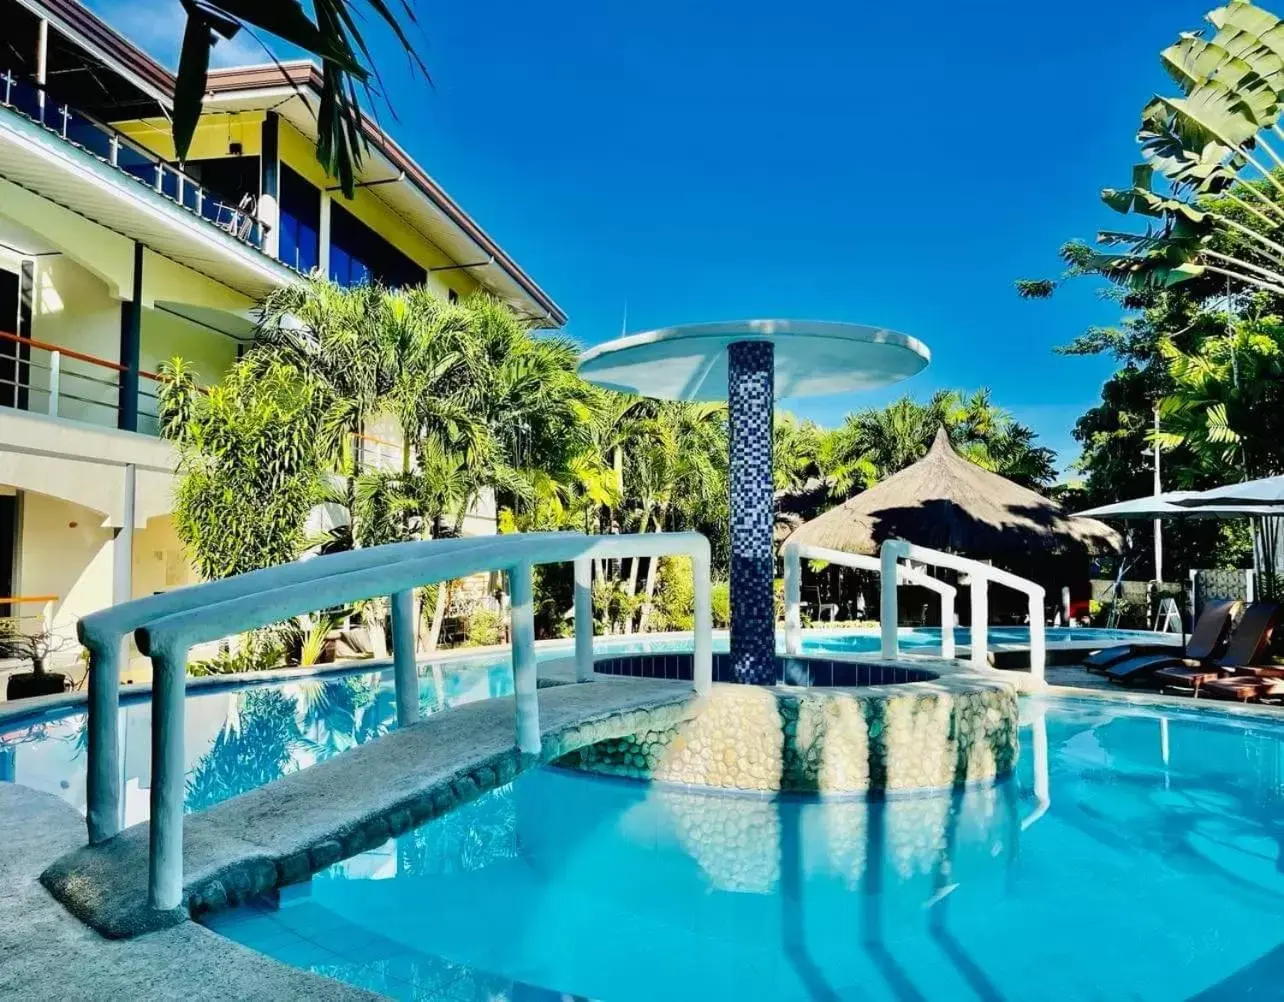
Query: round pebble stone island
[{"left": 557, "top": 653, "right": 1018, "bottom": 795}]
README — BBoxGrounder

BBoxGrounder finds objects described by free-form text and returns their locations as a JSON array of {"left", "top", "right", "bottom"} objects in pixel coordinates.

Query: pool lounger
[
  {"left": 1086, "top": 599, "right": 1239, "bottom": 676},
  {"left": 1202, "top": 668, "right": 1284, "bottom": 703},
  {"left": 1116, "top": 601, "right": 1280, "bottom": 690}
]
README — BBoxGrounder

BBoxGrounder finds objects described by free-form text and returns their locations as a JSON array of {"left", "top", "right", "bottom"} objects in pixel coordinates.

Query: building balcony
[
  {"left": 0, "top": 330, "right": 163, "bottom": 435},
  {"left": 1, "top": 70, "right": 268, "bottom": 253}
]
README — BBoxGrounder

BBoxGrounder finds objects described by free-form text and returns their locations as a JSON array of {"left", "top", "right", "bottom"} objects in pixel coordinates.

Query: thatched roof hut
[{"left": 786, "top": 427, "right": 1121, "bottom": 561}]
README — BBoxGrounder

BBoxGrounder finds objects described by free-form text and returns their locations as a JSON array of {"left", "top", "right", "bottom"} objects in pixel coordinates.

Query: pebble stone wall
[{"left": 559, "top": 676, "right": 1018, "bottom": 795}]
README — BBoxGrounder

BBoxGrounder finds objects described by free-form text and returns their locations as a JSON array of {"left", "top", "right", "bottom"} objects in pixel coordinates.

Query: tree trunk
[
  {"left": 426, "top": 582, "right": 450, "bottom": 652},
  {"left": 638, "top": 509, "right": 666, "bottom": 632},
  {"left": 622, "top": 503, "right": 652, "bottom": 634},
  {"left": 426, "top": 497, "right": 473, "bottom": 651}
]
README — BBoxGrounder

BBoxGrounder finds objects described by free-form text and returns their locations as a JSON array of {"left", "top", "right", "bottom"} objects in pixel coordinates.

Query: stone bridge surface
[{"left": 42, "top": 676, "right": 700, "bottom": 939}]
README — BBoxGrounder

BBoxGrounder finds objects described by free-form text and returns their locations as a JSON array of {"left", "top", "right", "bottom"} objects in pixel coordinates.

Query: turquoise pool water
[
  {"left": 0, "top": 628, "right": 1170, "bottom": 826},
  {"left": 202, "top": 697, "right": 1284, "bottom": 1001}
]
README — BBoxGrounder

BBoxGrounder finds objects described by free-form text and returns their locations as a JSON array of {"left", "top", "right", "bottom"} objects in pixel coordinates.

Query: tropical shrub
[
  {"left": 464, "top": 608, "right": 506, "bottom": 647},
  {"left": 710, "top": 581, "right": 731, "bottom": 629},
  {"left": 652, "top": 556, "right": 696, "bottom": 631},
  {"left": 188, "top": 630, "right": 286, "bottom": 676}
]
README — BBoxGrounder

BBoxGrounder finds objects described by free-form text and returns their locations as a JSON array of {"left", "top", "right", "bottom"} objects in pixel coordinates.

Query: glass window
[
  {"left": 329, "top": 203, "right": 425, "bottom": 289},
  {"left": 278, "top": 166, "right": 320, "bottom": 274}
]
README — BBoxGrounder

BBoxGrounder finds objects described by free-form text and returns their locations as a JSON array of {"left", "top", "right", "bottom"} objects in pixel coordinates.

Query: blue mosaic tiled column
[{"left": 727, "top": 340, "right": 777, "bottom": 684}]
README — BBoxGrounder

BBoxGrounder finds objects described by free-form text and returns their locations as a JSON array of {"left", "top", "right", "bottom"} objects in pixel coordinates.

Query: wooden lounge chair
[
  {"left": 1147, "top": 601, "right": 1280, "bottom": 695},
  {"left": 1082, "top": 599, "right": 1239, "bottom": 674},
  {"left": 1201, "top": 670, "right": 1284, "bottom": 703}
]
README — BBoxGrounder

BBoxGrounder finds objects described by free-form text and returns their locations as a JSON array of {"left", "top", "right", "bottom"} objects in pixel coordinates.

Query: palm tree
[
  {"left": 633, "top": 401, "right": 728, "bottom": 631},
  {"left": 170, "top": 1, "right": 428, "bottom": 197},
  {"left": 253, "top": 279, "right": 389, "bottom": 475},
  {"left": 421, "top": 294, "right": 590, "bottom": 648}
]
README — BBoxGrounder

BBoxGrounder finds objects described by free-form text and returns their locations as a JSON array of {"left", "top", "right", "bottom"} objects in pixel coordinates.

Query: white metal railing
[
  {"left": 880, "top": 539, "right": 1046, "bottom": 683},
  {"left": 0, "top": 329, "right": 163, "bottom": 433},
  {"left": 781, "top": 542, "right": 956, "bottom": 659},
  {"left": 573, "top": 534, "right": 713, "bottom": 685},
  {"left": 2, "top": 70, "right": 267, "bottom": 249},
  {"left": 77, "top": 530, "right": 711, "bottom": 913}
]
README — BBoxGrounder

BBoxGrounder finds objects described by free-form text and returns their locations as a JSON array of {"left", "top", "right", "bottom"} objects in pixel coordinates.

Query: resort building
[{"left": 0, "top": 0, "right": 565, "bottom": 665}]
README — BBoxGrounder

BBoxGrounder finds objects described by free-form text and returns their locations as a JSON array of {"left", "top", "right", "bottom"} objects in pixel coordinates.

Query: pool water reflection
[
  {"left": 0, "top": 656, "right": 521, "bottom": 826},
  {"left": 205, "top": 698, "right": 1284, "bottom": 1001}
]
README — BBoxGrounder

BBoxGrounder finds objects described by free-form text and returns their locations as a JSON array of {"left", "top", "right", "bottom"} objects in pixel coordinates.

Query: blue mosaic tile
[{"left": 727, "top": 340, "right": 777, "bottom": 684}]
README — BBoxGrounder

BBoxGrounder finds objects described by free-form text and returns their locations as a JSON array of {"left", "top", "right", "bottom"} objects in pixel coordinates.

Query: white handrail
[
  {"left": 572, "top": 533, "right": 712, "bottom": 693},
  {"left": 782, "top": 541, "right": 956, "bottom": 659},
  {"left": 78, "top": 529, "right": 712, "bottom": 913},
  {"left": 879, "top": 539, "right": 1046, "bottom": 683}
]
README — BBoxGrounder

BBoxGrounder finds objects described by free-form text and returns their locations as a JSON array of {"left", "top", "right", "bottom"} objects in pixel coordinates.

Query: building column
[
  {"left": 35, "top": 18, "right": 48, "bottom": 120},
  {"left": 727, "top": 340, "right": 776, "bottom": 684},
  {"left": 117, "top": 243, "right": 142, "bottom": 432},
  {"left": 318, "top": 191, "right": 331, "bottom": 279},
  {"left": 111, "top": 463, "right": 135, "bottom": 606},
  {"left": 259, "top": 111, "right": 280, "bottom": 259}
]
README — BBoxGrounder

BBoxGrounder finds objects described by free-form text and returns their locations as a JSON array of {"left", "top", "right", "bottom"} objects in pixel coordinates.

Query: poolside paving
[
  {"left": 0, "top": 783, "right": 378, "bottom": 1001},
  {"left": 41, "top": 676, "right": 702, "bottom": 940}
]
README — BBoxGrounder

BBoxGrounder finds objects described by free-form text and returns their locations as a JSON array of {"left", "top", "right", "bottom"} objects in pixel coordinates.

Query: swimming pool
[
  {"left": 0, "top": 627, "right": 1170, "bottom": 826},
  {"left": 199, "top": 696, "right": 1284, "bottom": 1001}
]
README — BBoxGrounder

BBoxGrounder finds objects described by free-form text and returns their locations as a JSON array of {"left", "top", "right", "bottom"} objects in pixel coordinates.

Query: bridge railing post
[
  {"left": 969, "top": 576, "right": 989, "bottom": 669},
  {"left": 390, "top": 589, "right": 419, "bottom": 726},
  {"left": 148, "top": 644, "right": 187, "bottom": 911},
  {"left": 509, "top": 562, "right": 540, "bottom": 755},
  {"left": 85, "top": 639, "right": 124, "bottom": 844},
  {"left": 879, "top": 539, "right": 910, "bottom": 659},
  {"left": 573, "top": 556, "right": 593, "bottom": 682},
  {"left": 692, "top": 544, "right": 713, "bottom": 695},
  {"left": 783, "top": 543, "right": 802, "bottom": 656}
]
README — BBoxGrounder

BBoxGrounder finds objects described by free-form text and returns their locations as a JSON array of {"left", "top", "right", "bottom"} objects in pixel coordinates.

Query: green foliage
[
  {"left": 710, "top": 581, "right": 731, "bottom": 629},
  {"left": 464, "top": 608, "right": 506, "bottom": 647},
  {"left": 170, "top": 0, "right": 428, "bottom": 198},
  {"left": 652, "top": 556, "right": 696, "bottom": 631},
  {"left": 160, "top": 357, "right": 328, "bottom": 580},
  {"left": 1020, "top": 4, "right": 1284, "bottom": 302},
  {"left": 188, "top": 630, "right": 285, "bottom": 676},
  {"left": 1156, "top": 312, "right": 1284, "bottom": 474},
  {"left": 819, "top": 389, "right": 1057, "bottom": 493}
]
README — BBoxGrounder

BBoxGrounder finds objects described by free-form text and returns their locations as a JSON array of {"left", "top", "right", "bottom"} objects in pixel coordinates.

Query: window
[
  {"left": 278, "top": 166, "right": 320, "bottom": 274},
  {"left": 329, "top": 203, "right": 425, "bottom": 289}
]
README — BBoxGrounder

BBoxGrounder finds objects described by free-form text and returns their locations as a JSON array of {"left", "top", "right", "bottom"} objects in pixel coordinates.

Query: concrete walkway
[
  {"left": 0, "top": 783, "right": 377, "bottom": 1001},
  {"left": 41, "top": 677, "right": 700, "bottom": 939}
]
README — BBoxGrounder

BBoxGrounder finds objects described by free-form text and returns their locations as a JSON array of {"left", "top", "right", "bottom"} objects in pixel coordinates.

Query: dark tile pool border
[{"left": 592, "top": 653, "right": 937, "bottom": 688}]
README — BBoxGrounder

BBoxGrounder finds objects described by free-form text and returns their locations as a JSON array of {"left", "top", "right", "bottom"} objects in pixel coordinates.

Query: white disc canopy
[{"left": 577, "top": 319, "right": 931, "bottom": 402}]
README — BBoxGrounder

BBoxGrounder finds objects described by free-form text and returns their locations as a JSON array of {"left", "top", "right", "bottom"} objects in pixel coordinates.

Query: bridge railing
[
  {"left": 77, "top": 530, "right": 712, "bottom": 913},
  {"left": 781, "top": 542, "right": 956, "bottom": 659},
  {"left": 880, "top": 539, "right": 1046, "bottom": 683}
]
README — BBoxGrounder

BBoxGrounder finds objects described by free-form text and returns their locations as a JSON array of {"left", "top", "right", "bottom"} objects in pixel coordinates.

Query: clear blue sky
[{"left": 96, "top": 0, "right": 1215, "bottom": 472}]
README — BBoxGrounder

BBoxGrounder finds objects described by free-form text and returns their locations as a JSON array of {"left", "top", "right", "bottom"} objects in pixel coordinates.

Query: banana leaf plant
[
  {"left": 171, "top": 0, "right": 428, "bottom": 196},
  {"left": 1018, "top": 2, "right": 1284, "bottom": 300}
]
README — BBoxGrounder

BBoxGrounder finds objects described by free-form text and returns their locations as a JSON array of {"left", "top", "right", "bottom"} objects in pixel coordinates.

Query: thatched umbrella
[{"left": 786, "top": 427, "right": 1122, "bottom": 561}]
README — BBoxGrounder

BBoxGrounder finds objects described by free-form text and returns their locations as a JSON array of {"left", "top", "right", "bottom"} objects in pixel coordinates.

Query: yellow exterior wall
[
  {"left": 278, "top": 121, "right": 479, "bottom": 302},
  {"left": 133, "top": 515, "right": 200, "bottom": 599},
  {"left": 108, "top": 111, "right": 485, "bottom": 304},
  {"left": 113, "top": 112, "right": 265, "bottom": 164},
  {"left": 17, "top": 492, "right": 114, "bottom": 653}
]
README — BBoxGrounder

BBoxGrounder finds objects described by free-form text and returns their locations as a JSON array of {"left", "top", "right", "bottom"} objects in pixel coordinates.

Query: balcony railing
[
  {"left": 0, "top": 330, "right": 162, "bottom": 434},
  {"left": 0, "top": 70, "right": 269, "bottom": 250}
]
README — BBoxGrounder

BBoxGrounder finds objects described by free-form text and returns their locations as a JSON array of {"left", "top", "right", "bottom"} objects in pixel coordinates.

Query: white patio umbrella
[
  {"left": 1078, "top": 491, "right": 1281, "bottom": 639},
  {"left": 1171, "top": 474, "right": 1284, "bottom": 508},
  {"left": 1076, "top": 492, "right": 1280, "bottom": 519}
]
